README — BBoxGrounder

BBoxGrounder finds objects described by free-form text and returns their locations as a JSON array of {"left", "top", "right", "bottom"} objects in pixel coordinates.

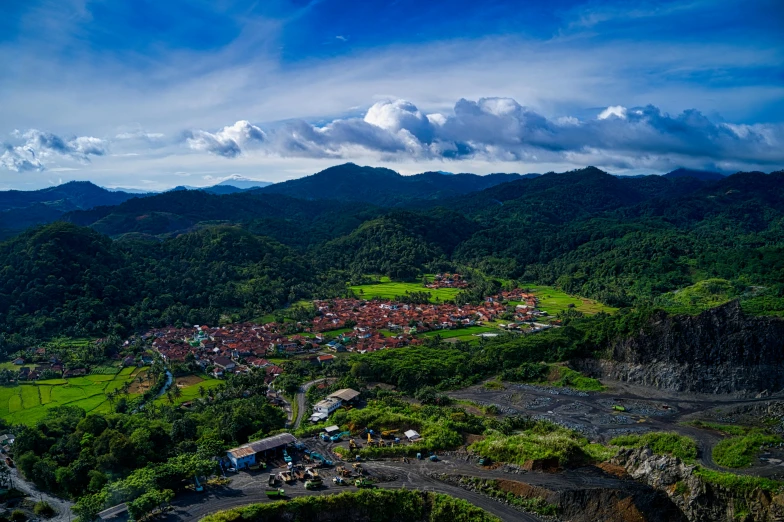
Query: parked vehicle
[
  {"left": 283, "top": 450, "right": 292, "bottom": 463},
  {"left": 333, "top": 476, "right": 347, "bottom": 485},
  {"left": 305, "top": 477, "right": 322, "bottom": 489},
  {"left": 330, "top": 431, "right": 350, "bottom": 442},
  {"left": 265, "top": 488, "right": 286, "bottom": 498},
  {"left": 355, "top": 478, "right": 374, "bottom": 488}
]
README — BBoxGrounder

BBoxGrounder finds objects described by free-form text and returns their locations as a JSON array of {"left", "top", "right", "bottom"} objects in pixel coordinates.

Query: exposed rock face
[
  {"left": 439, "top": 473, "right": 686, "bottom": 522},
  {"left": 581, "top": 301, "right": 784, "bottom": 394},
  {"left": 612, "top": 447, "right": 784, "bottom": 522}
]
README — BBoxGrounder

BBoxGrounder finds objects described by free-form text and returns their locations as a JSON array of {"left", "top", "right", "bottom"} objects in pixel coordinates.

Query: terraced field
[{"left": 0, "top": 366, "right": 149, "bottom": 425}]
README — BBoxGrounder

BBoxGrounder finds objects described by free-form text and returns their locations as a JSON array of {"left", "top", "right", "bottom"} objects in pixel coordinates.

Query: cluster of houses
[
  {"left": 425, "top": 273, "right": 469, "bottom": 289},
  {"left": 9, "top": 347, "right": 156, "bottom": 382},
  {"left": 143, "top": 290, "right": 542, "bottom": 381}
]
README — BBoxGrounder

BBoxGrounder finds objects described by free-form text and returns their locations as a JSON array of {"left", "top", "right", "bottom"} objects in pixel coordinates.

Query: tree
[{"left": 127, "top": 489, "right": 174, "bottom": 521}]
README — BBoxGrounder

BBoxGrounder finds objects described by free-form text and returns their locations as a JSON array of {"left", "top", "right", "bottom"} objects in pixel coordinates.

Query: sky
[{"left": 1, "top": 0, "right": 783, "bottom": 190}]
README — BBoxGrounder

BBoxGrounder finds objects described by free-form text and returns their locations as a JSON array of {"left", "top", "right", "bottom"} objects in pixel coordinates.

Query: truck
[
  {"left": 333, "top": 476, "right": 348, "bottom": 485},
  {"left": 283, "top": 449, "right": 292, "bottom": 463},
  {"left": 268, "top": 474, "right": 277, "bottom": 487},
  {"left": 265, "top": 488, "right": 286, "bottom": 499},
  {"left": 355, "top": 478, "right": 374, "bottom": 488},
  {"left": 278, "top": 471, "right": 295, "bottom": 484},
  {"left": 304, "top": 477, "right": 323, "bottom": 489}
]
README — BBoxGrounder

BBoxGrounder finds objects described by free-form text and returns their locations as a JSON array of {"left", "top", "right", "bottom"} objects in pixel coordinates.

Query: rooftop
[{"left": 329, "top": 388, "right": 360, "bottom": 402}]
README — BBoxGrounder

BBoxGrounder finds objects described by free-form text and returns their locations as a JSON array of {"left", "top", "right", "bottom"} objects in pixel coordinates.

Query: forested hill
[
  {"left": 0, "top": 181, "right": 149, "bottom": 240},
  {"left": 1, "top": 166, "right": 782, "bottom": 352},
  {"left": 255, "top": 162, "right": 529, "bottom": 204},
  {"left": 0, "top": 223, "right": 316, "bottom": 348}
]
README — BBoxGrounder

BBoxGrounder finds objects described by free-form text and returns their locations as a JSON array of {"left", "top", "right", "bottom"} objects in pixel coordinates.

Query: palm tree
[
  {"left": 198, "top": 386, "right": 205, "bottom": 398},
  {"left": 173, "top": 386, "right": 182, "bottom": 399},
  {"left": 166, "top": 391, "right": 175, "bottom": 404}
]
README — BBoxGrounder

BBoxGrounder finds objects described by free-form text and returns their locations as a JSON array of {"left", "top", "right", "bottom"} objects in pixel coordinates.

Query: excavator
[{"left": 330, "top": 431, "right": 350, "bottom": 442}]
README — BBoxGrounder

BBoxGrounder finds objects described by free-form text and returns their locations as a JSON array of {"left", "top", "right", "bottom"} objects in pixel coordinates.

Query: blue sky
[{"left": 1, "top": 0, "right": 782, "bottom": 190}]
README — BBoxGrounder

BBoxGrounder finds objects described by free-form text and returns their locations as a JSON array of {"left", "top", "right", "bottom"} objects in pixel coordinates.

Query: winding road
[{"left": 290, "top": 378, "right": 332, "bottom": 429}]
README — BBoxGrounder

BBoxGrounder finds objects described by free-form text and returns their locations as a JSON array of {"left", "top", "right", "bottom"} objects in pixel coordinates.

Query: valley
[{"left": 1, "top": 165, "right": 783, "bottom": 522}]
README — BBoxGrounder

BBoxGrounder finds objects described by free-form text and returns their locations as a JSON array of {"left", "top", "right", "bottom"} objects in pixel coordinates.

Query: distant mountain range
[
  {"left": 0, "top": 164, "right": 757, "bottom": 240},
  {"left": 0, "top": 177, "right": 272, "bottom": 239},
  {"left": 255, "top": 163, "right": 532, "bottom": 204}
]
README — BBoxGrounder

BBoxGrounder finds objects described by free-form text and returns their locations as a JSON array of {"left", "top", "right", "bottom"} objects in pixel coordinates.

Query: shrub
[
  {"left": 9, "top": 511, "right": 26, "bottom": 522},
  {"left": 713, "top": 432, "right": 782, "bottom": 468},
  {"left": 610, "top": 432, "right": 697, "bottom": 463},
  {"left": 34, "top": 501, "right": 56, "bottom": 518}
]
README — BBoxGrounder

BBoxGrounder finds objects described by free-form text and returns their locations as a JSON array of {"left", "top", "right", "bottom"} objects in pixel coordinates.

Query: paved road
[
  {"left": 9, "top": 467, "right": 73, "bottom": 522},
  {"left": 292, "top": 378, "right": 332, "bottom": 429}
]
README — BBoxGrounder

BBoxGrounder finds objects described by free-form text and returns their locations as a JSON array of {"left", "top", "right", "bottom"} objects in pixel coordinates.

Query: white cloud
[
  {"left": 183, "top": 97, "right": 784, "bottom": 170},
  {"left": 0, "top": 129, "right": 108, "bottom": 172},
  {"left": 186, "top": 120, "right": 266, "bottom": 158},
  {"left": 598, "top": 105, "right": 628, "bottom": 119}
]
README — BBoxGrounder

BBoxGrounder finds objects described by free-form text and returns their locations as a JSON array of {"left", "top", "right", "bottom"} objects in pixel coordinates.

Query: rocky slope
[
  {"left": 612, "top": 447, "right": 784, "bottom": 522},
  {"left": 580, "top": 301, "right": 784, "bottom": 394}
]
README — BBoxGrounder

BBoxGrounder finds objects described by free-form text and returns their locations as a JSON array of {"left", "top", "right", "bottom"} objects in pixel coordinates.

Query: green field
[
  {"left": 519, "top": 285, "right": 617, "bottom": 316},
  {"left": 420, "top": 325, "right": 503, "bottom": 342},
  {"left": 350, "top": 277, "right": 462, "bottom": 303},
  {"left": 154, "top": 374, "right": 224, "bottom": 405},
  {"left": 0, "top": 367, "right": 150, "bottom": 425}
]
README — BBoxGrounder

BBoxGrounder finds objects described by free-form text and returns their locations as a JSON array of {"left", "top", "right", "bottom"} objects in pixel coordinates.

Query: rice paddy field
[
  {"left": 350, "top": 277, "right": 463, "bottom": 303},
  {"left": 0, "top": 366, "right": 149, "bottom": 426}
]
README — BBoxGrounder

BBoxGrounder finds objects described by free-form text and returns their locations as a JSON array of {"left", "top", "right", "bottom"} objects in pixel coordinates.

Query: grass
[
  {"left": 712, "top": 432, "right": 782, "bottom": 468},
  {"left": 350, "top": 279, "right": 462, "bottom": 303},
  {"left": 200, "top": 489, "right": 501, "bottom": 522},
  {"left": 154, "top": 374, "right": 223, "bottom": 405},
  {"left": 695, "top": 468, "right": 784, "bottom": 494},
  {"left": 517, "top": 284, "right": 617, "bottom": 315},
  {"left": 420, "top": 326, "right": 503, "bottom": 342},
  {"left": 501, "top": 363, "right": 604, "bottom": 392},
  {"left": 655, "top": 278, "right": 736, "bottom": 315},
  {"left": 1, "top": 369, "right": 160, "bottom": 425},
  {"left": 469, "top": 423, "right": 608, "bottom": 466},
  {"left": 609, "top": 432, "right": 697, "bottom": 463},
  {"left": 686, "top": 421, "right": 750, "bottom": 436},
  {"left": 549, "top": 366, "right": 604, "bottom": 391}
]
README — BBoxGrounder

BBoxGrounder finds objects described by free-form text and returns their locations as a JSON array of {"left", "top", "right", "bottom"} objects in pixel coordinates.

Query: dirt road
[{"left": 8, "top": 467, "right": 73, "bottom": 522}]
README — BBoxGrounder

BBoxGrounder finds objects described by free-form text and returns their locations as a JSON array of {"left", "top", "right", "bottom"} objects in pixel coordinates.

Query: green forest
[{"left": 1, "top": 166, "right": 783, "bottom": 355}]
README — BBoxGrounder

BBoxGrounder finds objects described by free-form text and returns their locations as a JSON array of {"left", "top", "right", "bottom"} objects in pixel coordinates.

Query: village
[
  {"left": 6, "top": 284, "right": 543, "bottom": 383},
  {"left": 143, "top": 287, "right": 540, "bottom": 381}
]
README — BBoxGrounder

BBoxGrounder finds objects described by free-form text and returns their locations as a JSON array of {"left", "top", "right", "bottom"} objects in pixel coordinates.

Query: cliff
[
  {"left": 612, "top": 447, "right": 784, "bottom": 522},
  {"left": 581, "top": 301, "right": 784, "bottom": 394}
]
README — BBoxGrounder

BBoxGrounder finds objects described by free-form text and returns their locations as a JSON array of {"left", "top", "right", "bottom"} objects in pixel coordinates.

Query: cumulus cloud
[
  {"left": 0, "top": 129, "right": 108, "bottom": 172},
  {"left": 227, "top": 97, "right": 781, "bottom": 169},
  {"left": 185, "top": 120, "right": 265, "bottom": 158}
]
